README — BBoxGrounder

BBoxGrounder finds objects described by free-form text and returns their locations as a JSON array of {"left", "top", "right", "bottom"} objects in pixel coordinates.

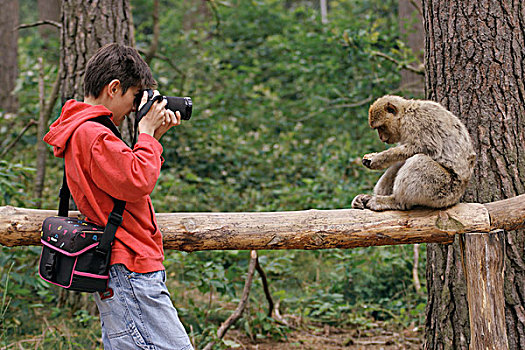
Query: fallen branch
[
  {"left": 1, "top": 194, "right": 525, "bottom": 249},
  {"left": 202, "top": 250, "right": 258, "bottom": 350},
  {"left": 272, "top": 299, "right": 290, "bottom": 327}
]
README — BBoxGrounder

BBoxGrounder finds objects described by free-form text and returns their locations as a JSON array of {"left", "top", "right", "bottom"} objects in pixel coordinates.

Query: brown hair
[{"left": 84, "top": 43, "right": 156, "bottom": 98}]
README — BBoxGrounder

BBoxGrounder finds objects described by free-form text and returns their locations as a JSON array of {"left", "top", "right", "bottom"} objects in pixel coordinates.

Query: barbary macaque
[{"left": 351, "top": 95, "right": 476, "bottom": 211}]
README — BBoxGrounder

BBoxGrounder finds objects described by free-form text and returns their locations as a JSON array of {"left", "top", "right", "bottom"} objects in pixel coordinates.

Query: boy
[{"left": 44, "top": 43, "right": 193, "bottom": 350}]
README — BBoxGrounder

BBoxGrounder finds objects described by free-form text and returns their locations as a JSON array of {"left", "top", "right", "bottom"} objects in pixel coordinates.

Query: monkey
[{"left": 351, "top": 95, "right": 476, "bottom": 211}]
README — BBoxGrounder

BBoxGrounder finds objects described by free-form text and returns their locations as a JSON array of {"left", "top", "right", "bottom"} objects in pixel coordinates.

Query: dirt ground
[{"left": 225, "top": 324, "right": 423, "bottom": 350}]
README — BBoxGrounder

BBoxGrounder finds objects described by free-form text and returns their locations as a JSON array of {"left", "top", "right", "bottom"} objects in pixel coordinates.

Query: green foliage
[
  {"left": 0, "top": 246, "right": 103, "bottom": 348},
  {"left": 137, "top": 0, "right": 406, "bottom": 213},
  {"left": 0, "top": 161, "right": 35, "bottom": 206},
  {"left": 242, "top": 311, "right": 291, "bottom": 341},
  {"left": 2, "top": 0, "right": 427, "bottom": 347}
]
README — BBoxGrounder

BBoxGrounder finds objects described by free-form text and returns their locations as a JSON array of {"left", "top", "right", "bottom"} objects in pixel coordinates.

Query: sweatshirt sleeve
[{"left": 89, "top": 131, "right": 164, "bottom": 202}]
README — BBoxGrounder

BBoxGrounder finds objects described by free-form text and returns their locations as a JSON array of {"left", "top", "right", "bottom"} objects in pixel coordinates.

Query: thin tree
[
  {"left": 0, "top": 0, "right": 19, "bottom": 114},
  {"left": 37, "top": 0, "right": 60, "bottom": 39},
  {"left": 398, "top": 0, "right": 424, "bottom": 95},
  {"left": 423, "top": 0, "right": 525, "bottom": 349}
]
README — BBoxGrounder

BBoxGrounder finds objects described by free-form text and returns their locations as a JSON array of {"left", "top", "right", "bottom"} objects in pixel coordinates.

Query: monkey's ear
[{"left": 384, "top": 102, "right": 398, "bottom": 115}]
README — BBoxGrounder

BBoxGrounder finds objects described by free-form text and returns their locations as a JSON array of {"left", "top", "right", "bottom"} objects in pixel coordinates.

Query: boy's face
[{"left": 110, "top": 85, "right": 141, "bottom": 126}]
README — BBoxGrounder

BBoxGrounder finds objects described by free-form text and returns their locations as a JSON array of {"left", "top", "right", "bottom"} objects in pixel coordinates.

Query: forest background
[{"left": 0, "top": 0, "right": 427, "bottom": 348}]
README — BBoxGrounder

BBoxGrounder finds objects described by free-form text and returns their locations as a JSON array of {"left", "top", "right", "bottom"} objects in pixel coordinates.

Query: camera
[{"left": 134, "top": 89, "right": 192, "bottom": 121}]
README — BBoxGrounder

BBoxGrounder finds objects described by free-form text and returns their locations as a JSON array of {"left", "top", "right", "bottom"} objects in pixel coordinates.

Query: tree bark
[
  {"left": 38, "top": 0, "right": 60, "bottom": 39},
  {"left": 4, "top": 197, "right": 525, "bottom": 249},
  {"left": 0, "top": 0, "right": 19, "bottom": 113},
  {"left": 60, "top": 0, "right": 134, "bottom": 100},
  {"left": 34, "top": 58, "right": 47, "bottom": 208},
  {"left": 423, "top": 1, "right": 525, "bottom": 349},
  {"left": 399, "top": 0, "right": 424, "bottom": 95},
  {"left": 33, "top": 65, "right": 60, "bottom": 208},
  {"left": 463, "top": 230, "right": 509, "bottom": 349}
]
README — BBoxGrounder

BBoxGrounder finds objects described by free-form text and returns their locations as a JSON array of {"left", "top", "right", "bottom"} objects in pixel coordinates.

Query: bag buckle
[
  {"left": 107, "top": 212, "right": 123, "bottom": 227},
  {"left": 95, "top": 211, "right": 122, "bottom": 257}
]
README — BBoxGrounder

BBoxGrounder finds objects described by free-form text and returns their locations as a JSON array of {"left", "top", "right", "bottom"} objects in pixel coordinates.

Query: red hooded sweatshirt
[{"left": 44, "top": 100, "right": 165, "bottom": 273}]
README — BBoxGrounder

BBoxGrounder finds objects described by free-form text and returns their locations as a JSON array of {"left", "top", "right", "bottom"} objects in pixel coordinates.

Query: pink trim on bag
[
  {"left": 74, "top": 270, "right": 109, "bottom": 279},
  {"left": 41, "top": 239, "right": 99, "bottom": 257},
  {"left": 39, "top": 273, "right": 71, "bottom": 288},
  {"left": 38, "top": 250, "right": 67, "bottom": 288},
  {"left": 37, "top": 246, "right": 77, "bottom": 288},
  {"left": 38, "top": 245, "right": 109, "bottom": 293}
]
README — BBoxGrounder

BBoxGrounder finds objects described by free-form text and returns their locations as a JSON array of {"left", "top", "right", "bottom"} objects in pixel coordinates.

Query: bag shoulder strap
[{"left": 58, "top": 115, "right": 126, "bottom": 257}]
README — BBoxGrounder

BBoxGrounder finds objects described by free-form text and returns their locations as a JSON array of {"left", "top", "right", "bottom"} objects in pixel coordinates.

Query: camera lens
[{"left": 166, "top": 96, "right": 192, "bottom": 120}]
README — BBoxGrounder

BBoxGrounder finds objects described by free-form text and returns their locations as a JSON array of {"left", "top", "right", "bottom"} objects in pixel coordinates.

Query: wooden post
[{"left": 463, "top": 230, "right": 509, "bottom": 350}]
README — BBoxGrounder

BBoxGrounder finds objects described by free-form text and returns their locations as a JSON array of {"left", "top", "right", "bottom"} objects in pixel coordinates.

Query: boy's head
[{"left": 84, "top": 43, "right": 156, "bottom": 99}]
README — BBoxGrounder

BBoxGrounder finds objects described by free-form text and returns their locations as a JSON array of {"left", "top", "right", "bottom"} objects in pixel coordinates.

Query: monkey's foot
[
  {"left": 351, "top": 194, "right": 372, "bottom": 209},
  {"left": 366, "top": 195, "right": 408, "bottom": 211}
]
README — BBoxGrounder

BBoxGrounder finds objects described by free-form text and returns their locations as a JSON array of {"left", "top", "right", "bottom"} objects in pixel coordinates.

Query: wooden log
[
  {"left": 484, "top": 195, "right": 525, "bottom": 232},
  {"left": 463, "top": 230, "right": 509, "bottom": 350},
  {"left": 0, "top": 203, "right": 490, "bottom": 250}
]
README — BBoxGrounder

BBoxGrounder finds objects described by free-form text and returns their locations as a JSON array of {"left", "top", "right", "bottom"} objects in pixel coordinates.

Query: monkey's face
[
  {"left": 375, "top": 125, "right": 397, "bottom": 143},
  {"left": 369, "top": 101, "right": 402, "bottom": 144}
]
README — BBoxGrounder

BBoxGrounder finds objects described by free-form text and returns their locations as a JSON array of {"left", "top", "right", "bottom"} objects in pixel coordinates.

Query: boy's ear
[{"left": 107, "top": 79, "right": 121, "bottom": 97}]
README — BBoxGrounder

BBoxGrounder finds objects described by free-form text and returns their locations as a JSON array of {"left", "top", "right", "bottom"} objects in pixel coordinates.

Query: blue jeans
[{"left": 93, "top": 264, "right": 193, "bottom": 350}]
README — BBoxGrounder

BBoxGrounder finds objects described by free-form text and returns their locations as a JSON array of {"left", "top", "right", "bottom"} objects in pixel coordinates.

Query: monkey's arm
[{"left": 363, "top": 144, "right": 417, "bottom": 170}]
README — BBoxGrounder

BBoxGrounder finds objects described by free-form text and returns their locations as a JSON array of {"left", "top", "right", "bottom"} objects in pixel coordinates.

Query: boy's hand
[
  {"left": 137, "top": 90, "right": 168, "bottom": 137},
  {"left": 154, "top": 110, "right": 181, "bottom": 141}
]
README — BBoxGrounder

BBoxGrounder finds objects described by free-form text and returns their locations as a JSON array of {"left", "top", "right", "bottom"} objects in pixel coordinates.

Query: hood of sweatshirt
[{"left": 44, "top": 100, "right": 113, "bottom": 158}]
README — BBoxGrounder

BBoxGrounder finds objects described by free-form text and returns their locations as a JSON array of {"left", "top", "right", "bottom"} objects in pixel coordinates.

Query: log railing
[
  {"left": 0, "top": 203, "right": 489, "bottom": 249},
  {"left": 1, "top": 194, "right": 524, "bottom": 250}
]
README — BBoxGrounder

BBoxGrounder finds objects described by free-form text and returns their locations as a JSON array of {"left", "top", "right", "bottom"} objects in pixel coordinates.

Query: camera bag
[{"left": 38, "top": 116, "right": 126, "bottom": 293}]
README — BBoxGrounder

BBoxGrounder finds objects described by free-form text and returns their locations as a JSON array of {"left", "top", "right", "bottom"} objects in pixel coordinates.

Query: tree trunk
[
  {"left": 320, "top": 0, "right": 328, "bottom": 24},
  {"left": 60, "top": 0, "right": 134, "bottom": 100},
  {"left": 423, "top": 1, "right": 525, "bottom": 349},
  {"left": 398, "top": 0, "right": 424, "bottom": 95},
  {"left": 0, "top": 0, "right": 19, "bottom": 114},
  {"left": 38, "top": 0, "right": 60, "bottom": 39},
  {"left": 183, "top": 1, "right": 211, "bottom": 32},
  {"left": 34, "top": 58, "right": 47, "bottom": 208}
]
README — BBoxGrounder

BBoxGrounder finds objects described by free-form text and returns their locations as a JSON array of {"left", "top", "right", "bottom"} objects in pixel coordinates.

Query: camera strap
[
  {"left": 58, "top": 115, "right": 126, "bottom": 258},
  {"left": 132, "top": 91, "right": 164, "bottom": 147}
]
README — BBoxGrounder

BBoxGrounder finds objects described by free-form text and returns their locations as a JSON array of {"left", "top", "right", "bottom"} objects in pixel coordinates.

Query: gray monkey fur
[{"left": 351, "top": 95, "right": 476, "bottom": 211}]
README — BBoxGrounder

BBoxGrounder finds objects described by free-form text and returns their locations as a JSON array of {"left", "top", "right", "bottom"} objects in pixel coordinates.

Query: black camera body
[{"left": 135, "top": 89, "right": 192, "bottom": 121}]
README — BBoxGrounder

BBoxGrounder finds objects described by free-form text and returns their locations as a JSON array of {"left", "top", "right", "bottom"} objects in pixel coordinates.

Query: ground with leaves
[{"left": 224, "top": 323, "right": 423, "bottom": 349}]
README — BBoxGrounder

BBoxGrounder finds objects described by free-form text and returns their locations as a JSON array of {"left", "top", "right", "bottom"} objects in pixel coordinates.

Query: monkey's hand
[
  {"left": 362, "top": 153, "right": 380, "bottom": 169},
  {"left": 351, "top": 194, "right": 372, "bottom": 209}
]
